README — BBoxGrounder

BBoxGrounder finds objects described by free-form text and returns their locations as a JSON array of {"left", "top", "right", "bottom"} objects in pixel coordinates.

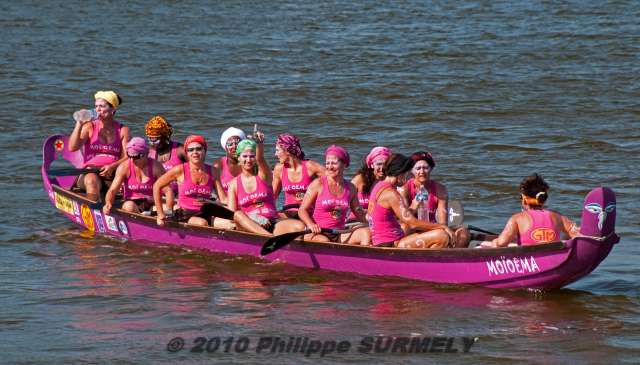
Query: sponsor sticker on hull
[
  {"left": 81, "top": 204, "right": 95, "bottom": 232},
  {"left": 54, "top": 192, "right": 75, "bottom": 215},
  {"left": 105, "top": 215, "right": 118, "bottom": 232},
  {"left": 93, "top": 210, "right": 106, "bottom": 233}
]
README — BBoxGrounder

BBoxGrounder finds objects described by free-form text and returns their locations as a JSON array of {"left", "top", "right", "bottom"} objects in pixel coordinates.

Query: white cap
[{"left": 220, "top": 127, "right": 246, "bottom": 150}]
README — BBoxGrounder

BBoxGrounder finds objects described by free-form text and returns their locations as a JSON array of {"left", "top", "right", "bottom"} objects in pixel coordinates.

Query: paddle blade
[
  {"left": 448, "top": 200, "right": 464, "bottom": 226},
  {"left": 260, "top": 229, "right": 309, "bottom": 256},
  {"left": 200, "top": 203, "right": 235, "bottom": 220}
]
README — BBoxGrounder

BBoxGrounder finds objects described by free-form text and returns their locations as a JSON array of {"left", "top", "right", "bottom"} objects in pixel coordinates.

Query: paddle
[
  {"left": 198, "top": 198, "right": 235, "bottom": 220},
  {"left": 281, "top": 203, "right": 301, "bottom": 211},
  {"left": 448, "top": 200, "right": 464, "bottom": 226},
  {"left": 47, "top": 167, "right": 101, "bottom": 176},
  {"left": 260, "top": 225, "right": 365, "bottom": 256},
  {"left": 448, "top": 200, "right": 498, "bottom": 235}
]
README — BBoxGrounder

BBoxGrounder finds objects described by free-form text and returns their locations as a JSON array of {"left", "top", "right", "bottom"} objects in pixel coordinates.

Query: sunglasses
[
  {"left": 226, "top": 140, "right": 240, "bottom": 147},
  {"left": 187, "top": 146, "right": 204, "bottom": 153},
  {"left": 147, "top": 136, "right": 162, "bottom": 144},
  {"left": 127, "top": 153, "right": 142, "bottom": 160},
  {"left": 414, "top": 165, "right": 431, "bottom": 171}
]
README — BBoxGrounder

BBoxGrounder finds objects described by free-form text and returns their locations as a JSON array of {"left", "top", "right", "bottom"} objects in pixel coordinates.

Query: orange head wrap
[{"left": 145, "top": 116, "right": 173, "bottom": 138}]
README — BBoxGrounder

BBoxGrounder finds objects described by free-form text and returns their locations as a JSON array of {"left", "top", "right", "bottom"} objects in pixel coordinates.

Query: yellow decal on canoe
[
  {"left": 54, "top": 192, "right": 75, "bottom": 215},
  {"left": 81, "top": 204, "right": 95, "bottom": 232}
]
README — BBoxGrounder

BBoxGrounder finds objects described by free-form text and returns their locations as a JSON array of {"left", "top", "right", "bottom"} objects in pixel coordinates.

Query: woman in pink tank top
[
  {"left": 297, "top": 145, "right": 370, "bottom": 244},
  {"left": 349, "top": 146, "right": 392, "bottom": 221},
  {"left": 213, "top": 127, "right": 246, "bottom": 202},
  {"left": 103, "top": 137, "right": 170, "bottom": 215},
  {"left": 68, "top": 90, "right": 130, "bottom": 201},
  {"left": 368, "top": 154, "right": 457, "bottom": 248},
  {"left": 153, "top": 135, "right": 228, "bottom": 228},
  {"left": 144, "top": 116, "right": 187, "bottom": 197},
  {"left": 399, "top": 151, "right": 470, "bottom": 247},
  {"left": 272, "top": 133, "right": 325, "bottom": 218},
  {"left": 480, "top": 174, "right": 580, "bottom": 248},
  {"left": 227, "top": 131, "right": 283, "bottom": 235}
]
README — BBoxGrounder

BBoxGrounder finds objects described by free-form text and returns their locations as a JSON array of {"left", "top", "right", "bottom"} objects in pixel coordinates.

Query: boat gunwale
[{"left": 49, "top": 183, "right": 575, "bottom": 259}]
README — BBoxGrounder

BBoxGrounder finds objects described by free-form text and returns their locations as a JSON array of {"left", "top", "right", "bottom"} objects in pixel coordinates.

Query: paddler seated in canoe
[
  {"left": 144, "top": 116, "right": 187, "bottom": 199},
  {"left": 227, "top": 132, "right": 285, "bottom": 235},
  {"left": 271, "top": 133, "right": 325, "bottom": 219},
  {"left": 297, "top": 145, "right": 371, "bottom": 245},
  {"left": 68, "top": 90, "right": 130, "bottom": 201},
  {"left": 153, "top": 135, "right": 230, "bottom": 228},
  {"left": 212, "top": 126, "right": 246, "bottom": 204},
  {"left": 102, "top": 137, "right": 172, "bottom": 215},
  {"left": 479, "top": 173, "right": 580, "bottom": 248},
  {"left": 368, "top": 153, "right": 456, "bottom": 248},
  {"left": 398, "top": 151, "right": 470, "bottom": 248},
  {"left": 348, "top": 146, "right": 392, "bottom": 222}
]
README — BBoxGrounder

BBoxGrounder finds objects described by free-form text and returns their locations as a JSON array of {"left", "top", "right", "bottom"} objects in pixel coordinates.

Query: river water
[{"left": 1, "top": 1, "right": 639, "bottom": 364}]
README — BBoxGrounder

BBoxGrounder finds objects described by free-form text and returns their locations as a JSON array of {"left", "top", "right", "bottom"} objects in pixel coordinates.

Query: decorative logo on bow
[{"left": 585, "top": 203, "right": 616, "bottom": 230}]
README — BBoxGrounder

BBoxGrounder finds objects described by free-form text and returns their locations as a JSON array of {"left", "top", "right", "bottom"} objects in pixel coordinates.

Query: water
[{"left": 1, "top": 1, "right": 639, "bottom": 363}]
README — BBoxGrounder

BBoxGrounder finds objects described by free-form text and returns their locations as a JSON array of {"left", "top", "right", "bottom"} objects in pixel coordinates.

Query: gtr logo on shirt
[{"left": 530, "top": 228, "right": 556, "bottom": 242}]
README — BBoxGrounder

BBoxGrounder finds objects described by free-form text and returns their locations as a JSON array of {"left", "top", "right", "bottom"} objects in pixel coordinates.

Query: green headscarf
[{"left": 236, "top": 139, "right": 257, "bottom": 156}]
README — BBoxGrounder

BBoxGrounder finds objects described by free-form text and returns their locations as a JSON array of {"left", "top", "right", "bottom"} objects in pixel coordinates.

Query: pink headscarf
[
  {"left": 277, "top": 133, "right": 305, "bottom": 160},
  {"left": 366, "top": 146, "right": 392, "bottom": 168},
  {"left": 325, "top": 145, "right": 350, "bottom": 168},
  {"left": 126, "top": 137, "right": 149, "bottom": 156}
]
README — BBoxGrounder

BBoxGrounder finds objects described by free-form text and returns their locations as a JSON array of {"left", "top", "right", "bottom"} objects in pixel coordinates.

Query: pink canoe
[{"left": 42, "top": 135, "right": 619, "bottom": 290}]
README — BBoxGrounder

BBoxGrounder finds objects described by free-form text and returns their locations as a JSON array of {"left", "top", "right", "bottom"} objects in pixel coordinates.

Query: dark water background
[{"left": 1, "top": 1, "right": 639, "bottom": 364}]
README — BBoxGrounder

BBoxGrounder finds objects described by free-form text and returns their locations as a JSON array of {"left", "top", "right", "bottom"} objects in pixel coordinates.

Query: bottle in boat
[
  {"left": 416, "top": 186, "right": 429, "bottom": 221},
  {"left": 73, "top": 109, "right": 97, "bottom": 123}
]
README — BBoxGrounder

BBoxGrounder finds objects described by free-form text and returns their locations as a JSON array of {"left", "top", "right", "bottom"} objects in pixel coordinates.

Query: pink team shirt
[
  {"left": 235, "top": 175, "right": 278, "bottom": 221},
  {"left": 518, "top": 209, "right": 561, "bottom": 246},
  {"left": 312, "top": 176, "right": 351, "bottom": 229},
  {"left": 281, "top": 160, "right": 314, "bottom": 208},
  {"left": 122, "top": 159, "right": 155, "bottom": 201},
  {"left": 178, "top": 163, "right": 214, "bottom": 212},
  {"left": 83, "top": 120, "right": 123, "bottom": 167},
  {"left": 367, "top": 181, "right": 405, "bottom": 246}
]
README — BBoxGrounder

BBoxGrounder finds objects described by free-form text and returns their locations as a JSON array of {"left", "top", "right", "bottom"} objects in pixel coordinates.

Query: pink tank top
[
  {"left": 149, "top": 141, "right": 182, "bottom": 192},
  {"left": 281, "top": 160, "right": 314, "bottom": 208},
  {"left": 518, "top": 209, "right": 561, "bottom": 245},
  {"left": 368, "top": 181, "right": 405, "bottom": 246},
  {"left": 348, "top": 190, "right": 370, "bottom": 220},
  {"left": 220, "top": 156, "right": 236, "bottom": 193},
  {"left": 83, "top": 120, "right": 123, "bottom": 167},
  {"left": 178, "top": 163, "right": 214, "bottom": 212},
  {"left": 123, "top": 159, "right": 155, "bottom": 201},
  {"left": 236, "top": 175, "right": 278, "bottom": 220},
  {"left": 149, "top": 141, "right": 182, "bottom": 171},
  {"left": 313, "top": 176, "right": 351, "bottom": 229},
  {"left": 405, "top": 178, "right": 438, "bottom": 223}
]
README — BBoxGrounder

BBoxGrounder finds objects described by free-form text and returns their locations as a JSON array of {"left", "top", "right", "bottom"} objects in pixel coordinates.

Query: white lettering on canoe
[{"left": 486, "top": 256, "right": 541, "bottom": 276}]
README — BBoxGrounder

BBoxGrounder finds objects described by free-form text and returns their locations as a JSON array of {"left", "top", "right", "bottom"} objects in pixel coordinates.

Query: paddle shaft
[
  {"left": 260, "top": 226, "right": 365, "bottom": 256},
  {"left": 47, "top": 167, "right": 102, "bottom": 176}
]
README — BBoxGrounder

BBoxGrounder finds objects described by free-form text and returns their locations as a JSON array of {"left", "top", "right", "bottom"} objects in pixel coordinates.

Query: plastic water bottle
[
  {"left": 416, "top": 186, "right": 429, "bottom": 221},
  {"left": 73, "top": 108, "right": 97, "bottom": 123}
]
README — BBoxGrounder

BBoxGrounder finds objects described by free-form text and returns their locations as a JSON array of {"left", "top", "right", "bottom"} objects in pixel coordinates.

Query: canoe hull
[{"left": 42, "top": 135, "right": 619, "bottom": 290}]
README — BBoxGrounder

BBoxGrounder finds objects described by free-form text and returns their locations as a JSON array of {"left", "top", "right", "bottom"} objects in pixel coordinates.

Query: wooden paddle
[{"left": 260, "top": 225, "right": 365, "bottom": 256}]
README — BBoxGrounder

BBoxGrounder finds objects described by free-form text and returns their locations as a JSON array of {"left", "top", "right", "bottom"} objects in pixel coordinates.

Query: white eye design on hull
[{"left": 585, "top": 203, "right": 616, "bottom": 230}]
